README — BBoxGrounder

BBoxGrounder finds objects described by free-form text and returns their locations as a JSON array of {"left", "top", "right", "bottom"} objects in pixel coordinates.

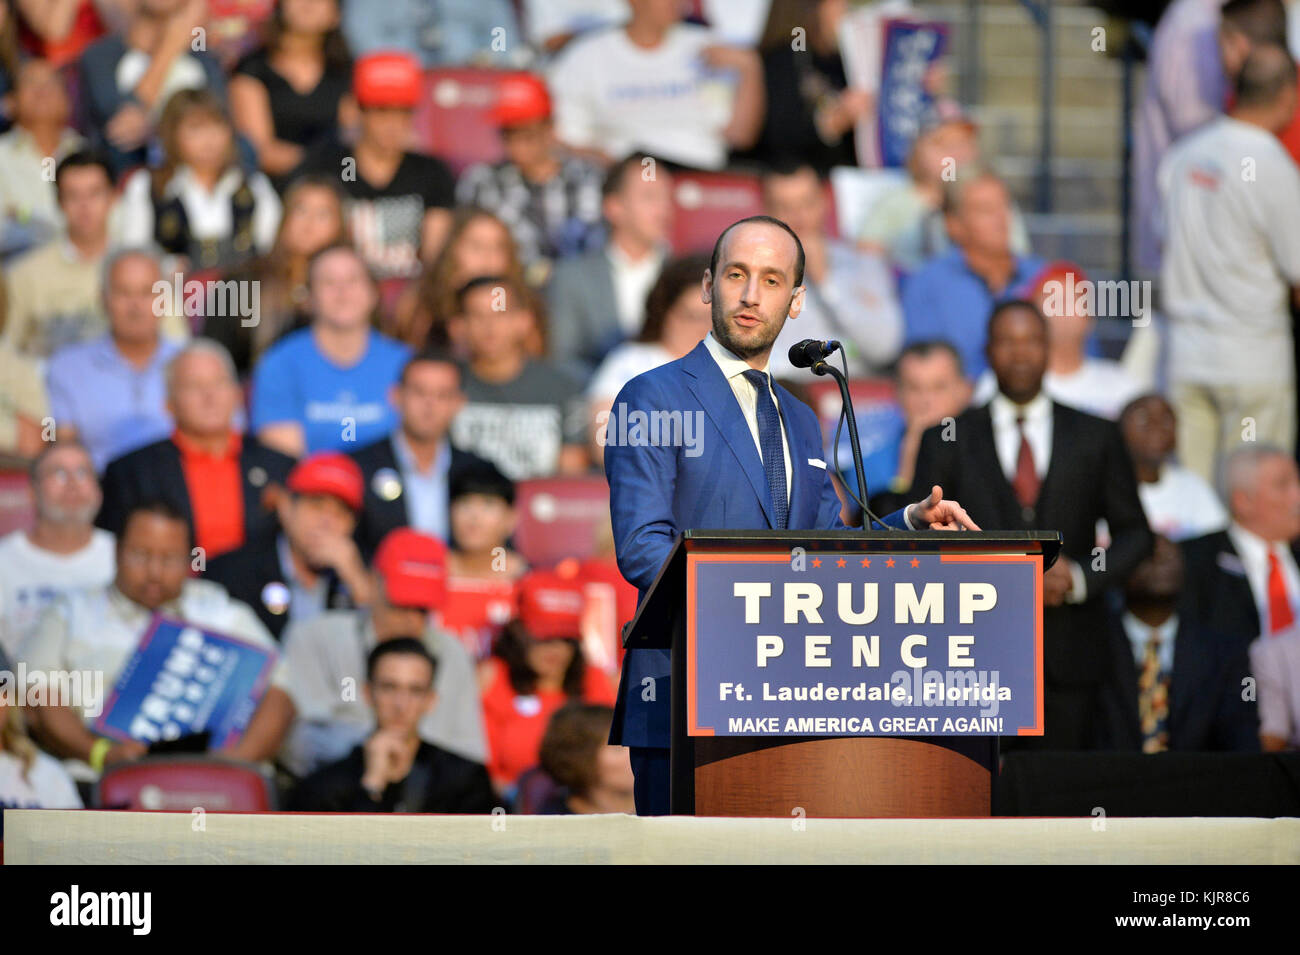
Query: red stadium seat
[
  {"left": 512, "top": 475, "right": 612, "bottom": 567},
  {"left": 412, "top": 68, "right": 518, "bottom": 175},
  {"left": 93, "top": 757, "right": 277, "bottom": 812},
  {"left": 669, "top": 171, "right": 763, "bottom": 254},
  {"left": 803, "top": 377, "right": 899, "bottom": 450},
  {"left": 0, "top": 469, "right": 34, "bottom": 536}
]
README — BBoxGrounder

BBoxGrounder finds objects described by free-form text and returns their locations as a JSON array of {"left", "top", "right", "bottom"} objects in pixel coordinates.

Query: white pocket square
[{"left": 808, "top": 458, "right": 827, "bottom": 469}]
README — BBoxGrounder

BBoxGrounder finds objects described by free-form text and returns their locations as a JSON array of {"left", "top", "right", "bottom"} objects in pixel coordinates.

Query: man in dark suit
[
  {"left": 606, "top": 215, "right": 980, "bottom": 814},
  {"left": 1180, "top": 444, "right": 1300, "bottom": 651},
  {"left": 912, "top": 300, "right": 1153, "bottom": 750},
  {"left": 1097, "top": 534, "right": 1258, "bottom": 752},
  {"left": 97, "top": 340, "right": 293, "bottom": 560}
]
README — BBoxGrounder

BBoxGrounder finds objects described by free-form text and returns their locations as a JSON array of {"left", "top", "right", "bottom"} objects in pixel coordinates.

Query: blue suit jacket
[{"left": 604, "top": 339, "right": 910, "bottom": 749}]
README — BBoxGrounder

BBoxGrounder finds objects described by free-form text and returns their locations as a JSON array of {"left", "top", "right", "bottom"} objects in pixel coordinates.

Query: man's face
[
  {"left": 14, "top": 60, "right": 69, "bottom": 128},
  {"left": 167, "top": 351, "right": 241, "bottom": 438},
  {"left": 762, "top": 168, "right": 825, "bottom": 241},
  {"left": 449, "top": 493, "right": 515, "bottom": 554},
  {"left": 58, "top": 165, "right": 114, "bottom": 242},
  {"left": 896, "top": 350, "right": 970, "bottom": 429},
  {"left": 365, "top": 653, "right": 436, "bottom": 736},
  {"left": 393, "top": 361, "right": 464, "bottom": 443},
  {"left": 703, "top": 221, "right": 803, "bottom": 361},
  {"left": 948, "top": 177, "right": 1011, "bottom": 256},
  {"left": 1120, "top": 396, "right": 1176, "bottom": 469},
  {"left": 33, "top": 446, "right": 100, "bottom": 526},
  {"left": 501, "top": 118, "right": 554, "bottom": 168},
  {"left": 371, "top": 582, "right": 430, "bottom": 640},
  {"left": 106, "top": 254, "right": 164, "bottom": 346},
  {"left": 459, "top": 286, "right": 530, "bottom": 361},
  {"left": 116, "top": 513, "right": 190, "bottom": 610},
  {"left": 1125, "top": 534, "right": 1184, "bottom": 601},
  {"left": 360, "top": 107, "right": 414, "bottom": 153},
  {"left": 604, "top": 170, "right": 674, "bottom": 248},
  {"left": 986, "top": 306, "right": 1048, "bottom": 402},
  {"left": 279, "top": 493, "right": 356, "bottom": 565},
  {"left": 1235, "top": 454, "right": 1300, "bottom": 543},
  {"left": 628, "top": 0, "right": 683, "bottom": 31},
  {"left": 309, "top": 248, "right": 376, "bottom": 330},
  {"left": 1218, "top": 24, "right": 1252, "bottom": 79}
]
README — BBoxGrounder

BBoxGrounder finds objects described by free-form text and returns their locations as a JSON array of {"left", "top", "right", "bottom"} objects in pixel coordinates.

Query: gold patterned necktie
[{"left": 1137, "top": 628, "right": 1169, "bottom": 754}]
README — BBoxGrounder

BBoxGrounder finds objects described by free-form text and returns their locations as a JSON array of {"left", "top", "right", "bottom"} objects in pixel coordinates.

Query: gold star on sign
[
  {"left": 885, "top": 558, "right": 896, "bottom": 568},
  {"left": 812, "top": 558, "right": 822, "bottom": 567},
  {"left": 836, "top": 558, "right": 846, "bottom": 568},
  {"left": 911, "top": 558, "right": 920, "bottom": 567},
  {"left": 861, "top": 558, "right": 871, "bottom": 567}
]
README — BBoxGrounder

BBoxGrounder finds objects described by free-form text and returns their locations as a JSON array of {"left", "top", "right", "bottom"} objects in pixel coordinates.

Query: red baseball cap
[
  {"left": 491, "top": 73, "right": 552, "bottom": 127},
  {"left": 354, "top": 52, "right": 422, "bottom": 109},
  {"left": 374, "top": 528, "right": 448, "bottom": 609},
  {"left": 518, "top": 566, "right": 585, "bottom": 640},
  {"left": 286, "top": 453, "right": 363, "bottom": 512}
]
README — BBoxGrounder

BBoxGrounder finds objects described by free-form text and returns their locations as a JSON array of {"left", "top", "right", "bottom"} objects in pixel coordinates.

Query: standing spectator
[
  {"left": 480, "top": 568, "right": 615, "bottom": 793},
  {"left": 0, "top": 340, "right": 45, "bottom": 457},
  {"left": 118, "top": 88, "right": 282, "bottom": 272},
  {"left": 1158, "top": 44, "right": 1300, "bottom": 484},
  {"left": 341, "top": 0, "right": 522, "bottom": 68},
  {"left": 350, "top": 349, "right": 497, "bottom": 558},
  {"left": 287, "top": 637, "right": 498, "bottom": 812},
  {"left": 761, "top": 161, "right": 903, "bottom": 379},
  {"left": 251, "top": 243, "right": 412, "bottom": 457},
  {"left": 230, "top": 0, "right": 353, "bottom": 192},
  {"left": 546, "top": 152, "right": 672, "bottom": 374},
  {"left": 536, "top": 702, "right": 634, "bottom": 814},
  {"left": 97, "top": 340, "right": 294, "bottom": 557},
  {"left": 901, "top": 169, "right": 1044, "bottom": 381},
  {"left": 911, "top": 301, "right": 1153, "bottom": 749},
  {"left": 45, "top": 248, "right": 186, "bottom": 471},
  {"left": 0, "top": 58, "right": 85, "bottom": 255},
  {"left": 1119, "top": 393, "right": 1229, "bottom": 542},
  {"left": 450, "top": 276, "right": 589, "bottom": 480},
  {"left": 207, "top": 452, "right": 371, "bottom": 639},
  {"left": 455, "top": 72, "right": 605, "bottom": 286},
  {"left": 1251, "top": 623, "right": 1300, "bottom": 749},
  {"left": 296, "top": 51, "right": 455, "bottom": 279},
  {"left": 14, "top": 0, "right": 120, "bottom": 67},
  {"left": 78, "top": 0, "right": 226, "bottom": 175},
  {"left": 0, "top": 441, "right": 114, "bottom": 658},
  {"left": 547, "top": 0, "right": 764, "bottom": 170},
  {"left": 202, "top": 173, "right": 348, "bottom": 375}
]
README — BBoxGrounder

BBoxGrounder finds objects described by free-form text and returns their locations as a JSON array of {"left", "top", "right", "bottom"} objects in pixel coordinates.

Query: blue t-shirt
[{"left": 251, "top": 329, "right": 411, "bottom": 454}]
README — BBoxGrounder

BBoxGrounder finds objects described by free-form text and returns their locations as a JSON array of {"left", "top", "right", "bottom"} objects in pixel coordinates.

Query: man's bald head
[{"left": 1235, "top": 42, "right": 1298, "bottom": 109}]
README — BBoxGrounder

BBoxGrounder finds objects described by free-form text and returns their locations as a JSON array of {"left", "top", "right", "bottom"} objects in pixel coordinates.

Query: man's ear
[
  {"left": 788, "top": 286, "right": 805, "bottom": 320},
  {"left": 700, "top": 270, "right": 713, "bottom": 304}
]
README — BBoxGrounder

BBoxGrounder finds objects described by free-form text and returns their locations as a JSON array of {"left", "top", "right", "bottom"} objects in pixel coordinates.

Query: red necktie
[
  {"left": 1012, "top": 415, "right": 1039, "bottom": 509},
  {"left": 1268, "top": 549, "right": 1295, "bottom": 634}
]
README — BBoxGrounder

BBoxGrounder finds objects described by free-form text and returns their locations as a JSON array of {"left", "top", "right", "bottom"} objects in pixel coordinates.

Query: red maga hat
[
  {"left": 374, "top": 528, "right": 448, "bottom": 610},
  {"left": 517, "top": 566, "right": 585, "bottom": 640},
  {"left": 354, "top": 51, "right": 422, "bottom": 109},
  {"left": 286, "top": 453, "right": 364, "bottom": 511},
  {"left": 491, "top": 72, "right": 552, "bottom": 127}
]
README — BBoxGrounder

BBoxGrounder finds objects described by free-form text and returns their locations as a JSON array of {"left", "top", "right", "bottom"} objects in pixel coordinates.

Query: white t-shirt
[
  {"left": 1157, "top": 116, "right": 1300, "bottom": 385},
  {"left": 0, "top": 749, "right": 83, "bottom": 813},
  {"left": 1138, "top": 464, "right": 1229, "bottom": 542},
  {"left": 0, "top": 529, "right": 116, "bottom": 659},
  {"left": 549, "top": 23, "right": 735, "bottom": 170},
  {"left": 588, "top": 341, "right": 674, "bottom": 401}
]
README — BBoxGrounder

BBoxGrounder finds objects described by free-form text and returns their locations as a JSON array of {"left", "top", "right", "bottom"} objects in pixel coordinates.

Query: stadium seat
[
  {"left": 802, "top": 377, "right": 898, "bottom": 450},
  {"left": 0, "top": 468, "right": 34, "bottom": 537},
  {"left": 94, "top": 757, "right": 278, "bottom": 812},
  {"left": 412, "top": 68, "right": 519, "bottom": 175},
  {"left": 669, "top": 170, "right": 764, "bottom": 254},
  {"left": 512, "top": 475, "right": 612, "bottom": 568}
]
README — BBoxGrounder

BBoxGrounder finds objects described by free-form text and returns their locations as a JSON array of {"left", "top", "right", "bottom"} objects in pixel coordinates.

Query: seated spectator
[
  {"left": 351, "top": 349, "right": 497, "bottom": 558},
  {"left": 0, "top": 645, "right": 82, "bottom": 838},
  {"left": 288, "top": 637, "right": 497, "bottom": 812},
  {"left": 207, "top": 451, "right": 371, "bottom": 639},
  {"left": 296, "top": 51, "right": 454, "bottom": 279},
  {"left": 450, "top": 275, "right": 589, "bottom": 480},
  {"left": 118, "top": 88, "right": 281, "bottom": 272},
  {"left": 21, "top": 500, "right": 294, "bottom": 781},
  {"left": 547, "top": 0, "right": 763, "bottom": 170},
  {"left": 0, "top": 58, "right": 85, "bottom": 256},
  {"left": 536, "top": 702, "right": 634, "bottom": 814},
  {"left": 97, "top": 340, "right": 293, "bottom": 557},
  {"left": 442, "top": 462, "right": 525, "bottom": 661},
  {"left": 901, "top": 169, "right": 1044, "bottom": 380},
  {"left": 455, "top": 73, "right": 604, "bottom": 286},
  {"left": 0, "top": 441, "right": 114, "bottom": 657},
  {"left": 1181, "top": 444, "right": 1300, "bottom": 652},
  {"left": 204, "top": 173, "right": 348, "bottom": 375},
  {"left": 480, "top": 568, "right": 615, "bottom": 793},
  {"left": 587, "top": 253, "right": 712, "bottom": 464},
  {"left": 341, "top": 0, "right": 521, "bottom": 68},
  {"left": 251, "top": 243, "right": 412, "bottom": 457},
  {"left": 1096, "top": 534, "right": 1259, "bottom": 752},
  {"left": 45, "top": 248, "right": 187, "bottom": 471},
  {"left": 762, "top": 162, "right": 903, "bottom": 379},
  {"left": 1250, "top": 622, "right": 1300, "bottom": 750},
  {"left": 3, "top": 151, "right": 137, "bottom": 360},
  {"left": 230, "top": 0, "right": 352, "bottom": 192},
  {"left": 14, "top": 0, "right": 119, "bottom": 67},
  {"left": 522, "top": 0, "right": 629, "bottom": 56},
  {"left": 1119, "top": 393, "right": 1229, "bottom": 542},
  {"left": 204, "top": 0, "right": 277, "bottom": 69},
  {"left": 277, "top": 528, "right": 486, "bottom": 777},
  {"left": 0, "top": 339, "right": 46, "bottom": 457},
  {"left": 395, "top": 206, "right": 531, "bottom": 351},
  {"left": 546, "top": 152, "right": 672, "bottom": 375},
  {"left": 79, "top": 0, "right": 227, "bottom": 175}
]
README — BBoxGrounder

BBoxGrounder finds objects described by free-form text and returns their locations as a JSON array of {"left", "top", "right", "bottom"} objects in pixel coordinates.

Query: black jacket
[
  {"left": 1179, "top": 530, "right": 1300, "bottom": 652},
  {"left": 286, "top": 741, "right": 498, "bottom": 813},
  {"left": 205, "top": 537, "right": 355, "bottom": 640}
]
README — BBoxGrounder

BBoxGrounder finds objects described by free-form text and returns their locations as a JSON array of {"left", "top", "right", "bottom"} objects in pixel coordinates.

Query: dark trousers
[{"left": 629, "top": 746, "right": 671, "bottom": 815}]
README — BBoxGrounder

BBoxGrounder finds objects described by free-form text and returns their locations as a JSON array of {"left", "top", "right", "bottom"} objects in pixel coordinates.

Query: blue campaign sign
[
  {"left": 95, "top": 616, "right": 278, "bottom": 748},
  {"left": 686, "top": 551, "right": 1043, "bottom": 737},
  {"left": 877, "top": 19, "right": 948, "bottom": 168}
]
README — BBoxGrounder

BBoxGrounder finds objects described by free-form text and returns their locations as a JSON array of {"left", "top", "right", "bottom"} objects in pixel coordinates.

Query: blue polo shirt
[
  {"left": 45, "top": 335, "right": 182, "bottom": 471},
  {"left": 251, "top": 329, "right": 411, "bottom": 455},
  {"left": 900, "top": 248, "right": 1045, "bottom": 380}
]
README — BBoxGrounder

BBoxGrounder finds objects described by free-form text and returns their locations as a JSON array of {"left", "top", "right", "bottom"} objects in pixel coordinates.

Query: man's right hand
[
  {"left": 104, "top": 739, "right": 149, "bottom": 767},
  {"left": 361, "top": 729, "right": 407, "bottom": 793}
]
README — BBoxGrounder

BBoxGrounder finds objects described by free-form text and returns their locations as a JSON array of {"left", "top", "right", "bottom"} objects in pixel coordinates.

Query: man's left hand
[{"left": 907, "top": 484, "right": 981, "bottom": 531}]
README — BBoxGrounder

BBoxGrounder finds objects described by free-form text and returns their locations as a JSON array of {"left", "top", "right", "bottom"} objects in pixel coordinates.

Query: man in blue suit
[{"left": 604, "top": 215, "right": 980, "bottom": 814}]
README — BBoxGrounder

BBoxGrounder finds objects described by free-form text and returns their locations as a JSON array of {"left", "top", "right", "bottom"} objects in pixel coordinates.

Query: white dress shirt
[
  {"left": 606, "top": 241, "right": 665, "bottom": 336},
  {"left": 1226, "top": 521, "right": 1300, "bottom": 635},
  {"left": 1121, "top": 610, "right": 1178, "bottom": 676},
  {"left": 704, "top": 331, "right": 792, "bottom": 507}
]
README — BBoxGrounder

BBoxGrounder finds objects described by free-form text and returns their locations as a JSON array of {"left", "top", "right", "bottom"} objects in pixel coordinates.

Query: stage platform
[{"left": 5, "top": 810, "right": 1298, "bottom": 864}]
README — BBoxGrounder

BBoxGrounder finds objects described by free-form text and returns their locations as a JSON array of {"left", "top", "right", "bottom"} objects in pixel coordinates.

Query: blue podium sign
[{"left": 686, "top": 551, "right": 1043, "bottom": 737}]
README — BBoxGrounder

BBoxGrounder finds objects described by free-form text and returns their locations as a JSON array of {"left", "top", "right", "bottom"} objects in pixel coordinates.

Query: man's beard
[
  {"left": 37, "top": 502, "right": 98, "bottom": 527},
  {"left": 710, "top": 297, "right": 787, "bottom": 361}
]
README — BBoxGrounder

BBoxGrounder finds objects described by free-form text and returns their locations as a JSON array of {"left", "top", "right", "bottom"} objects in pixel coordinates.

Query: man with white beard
[{"left": 0, "top": 441, "right": 115, "bottom": 658}]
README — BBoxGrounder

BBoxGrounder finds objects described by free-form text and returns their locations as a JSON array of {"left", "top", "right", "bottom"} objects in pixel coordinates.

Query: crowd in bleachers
[{"left": 0, "top": 0, "right": 1299, "bottom": 824}]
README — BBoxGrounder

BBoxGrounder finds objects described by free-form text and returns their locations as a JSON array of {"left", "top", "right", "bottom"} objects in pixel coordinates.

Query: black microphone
[{"left": 787, "top": 339, "right": 842, "bottom": 371}]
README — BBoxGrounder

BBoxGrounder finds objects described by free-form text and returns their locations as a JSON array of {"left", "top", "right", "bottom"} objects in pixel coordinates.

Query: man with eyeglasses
[
  {"left": 0, "top": 441, "right": 115, "bottom": 659},
  {"left": 21, "top": 499, "right": 293, "bottom": 783}
]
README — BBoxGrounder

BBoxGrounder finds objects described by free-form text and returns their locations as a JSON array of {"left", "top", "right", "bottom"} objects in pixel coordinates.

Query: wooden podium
[{"left": 623, "top": 529, "right": 1061, "bottom": 818}]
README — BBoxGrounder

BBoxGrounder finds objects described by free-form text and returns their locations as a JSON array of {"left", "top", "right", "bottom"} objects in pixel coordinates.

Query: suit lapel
[
  {"left": 1034, "top": 403, "right": 1067, "bottom": 512},
  {"left": 1166, "top": 618, "right": 1199, "bottom": 740},
  {"left": 1108, "top": 614, "right": 1143, "bottom": 746},
  {"left": 971, "top": 406, "right": 1022, "bottom": 524},
  {"left": 161, "top": 440, "right": 194, "bottom": 529}
]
